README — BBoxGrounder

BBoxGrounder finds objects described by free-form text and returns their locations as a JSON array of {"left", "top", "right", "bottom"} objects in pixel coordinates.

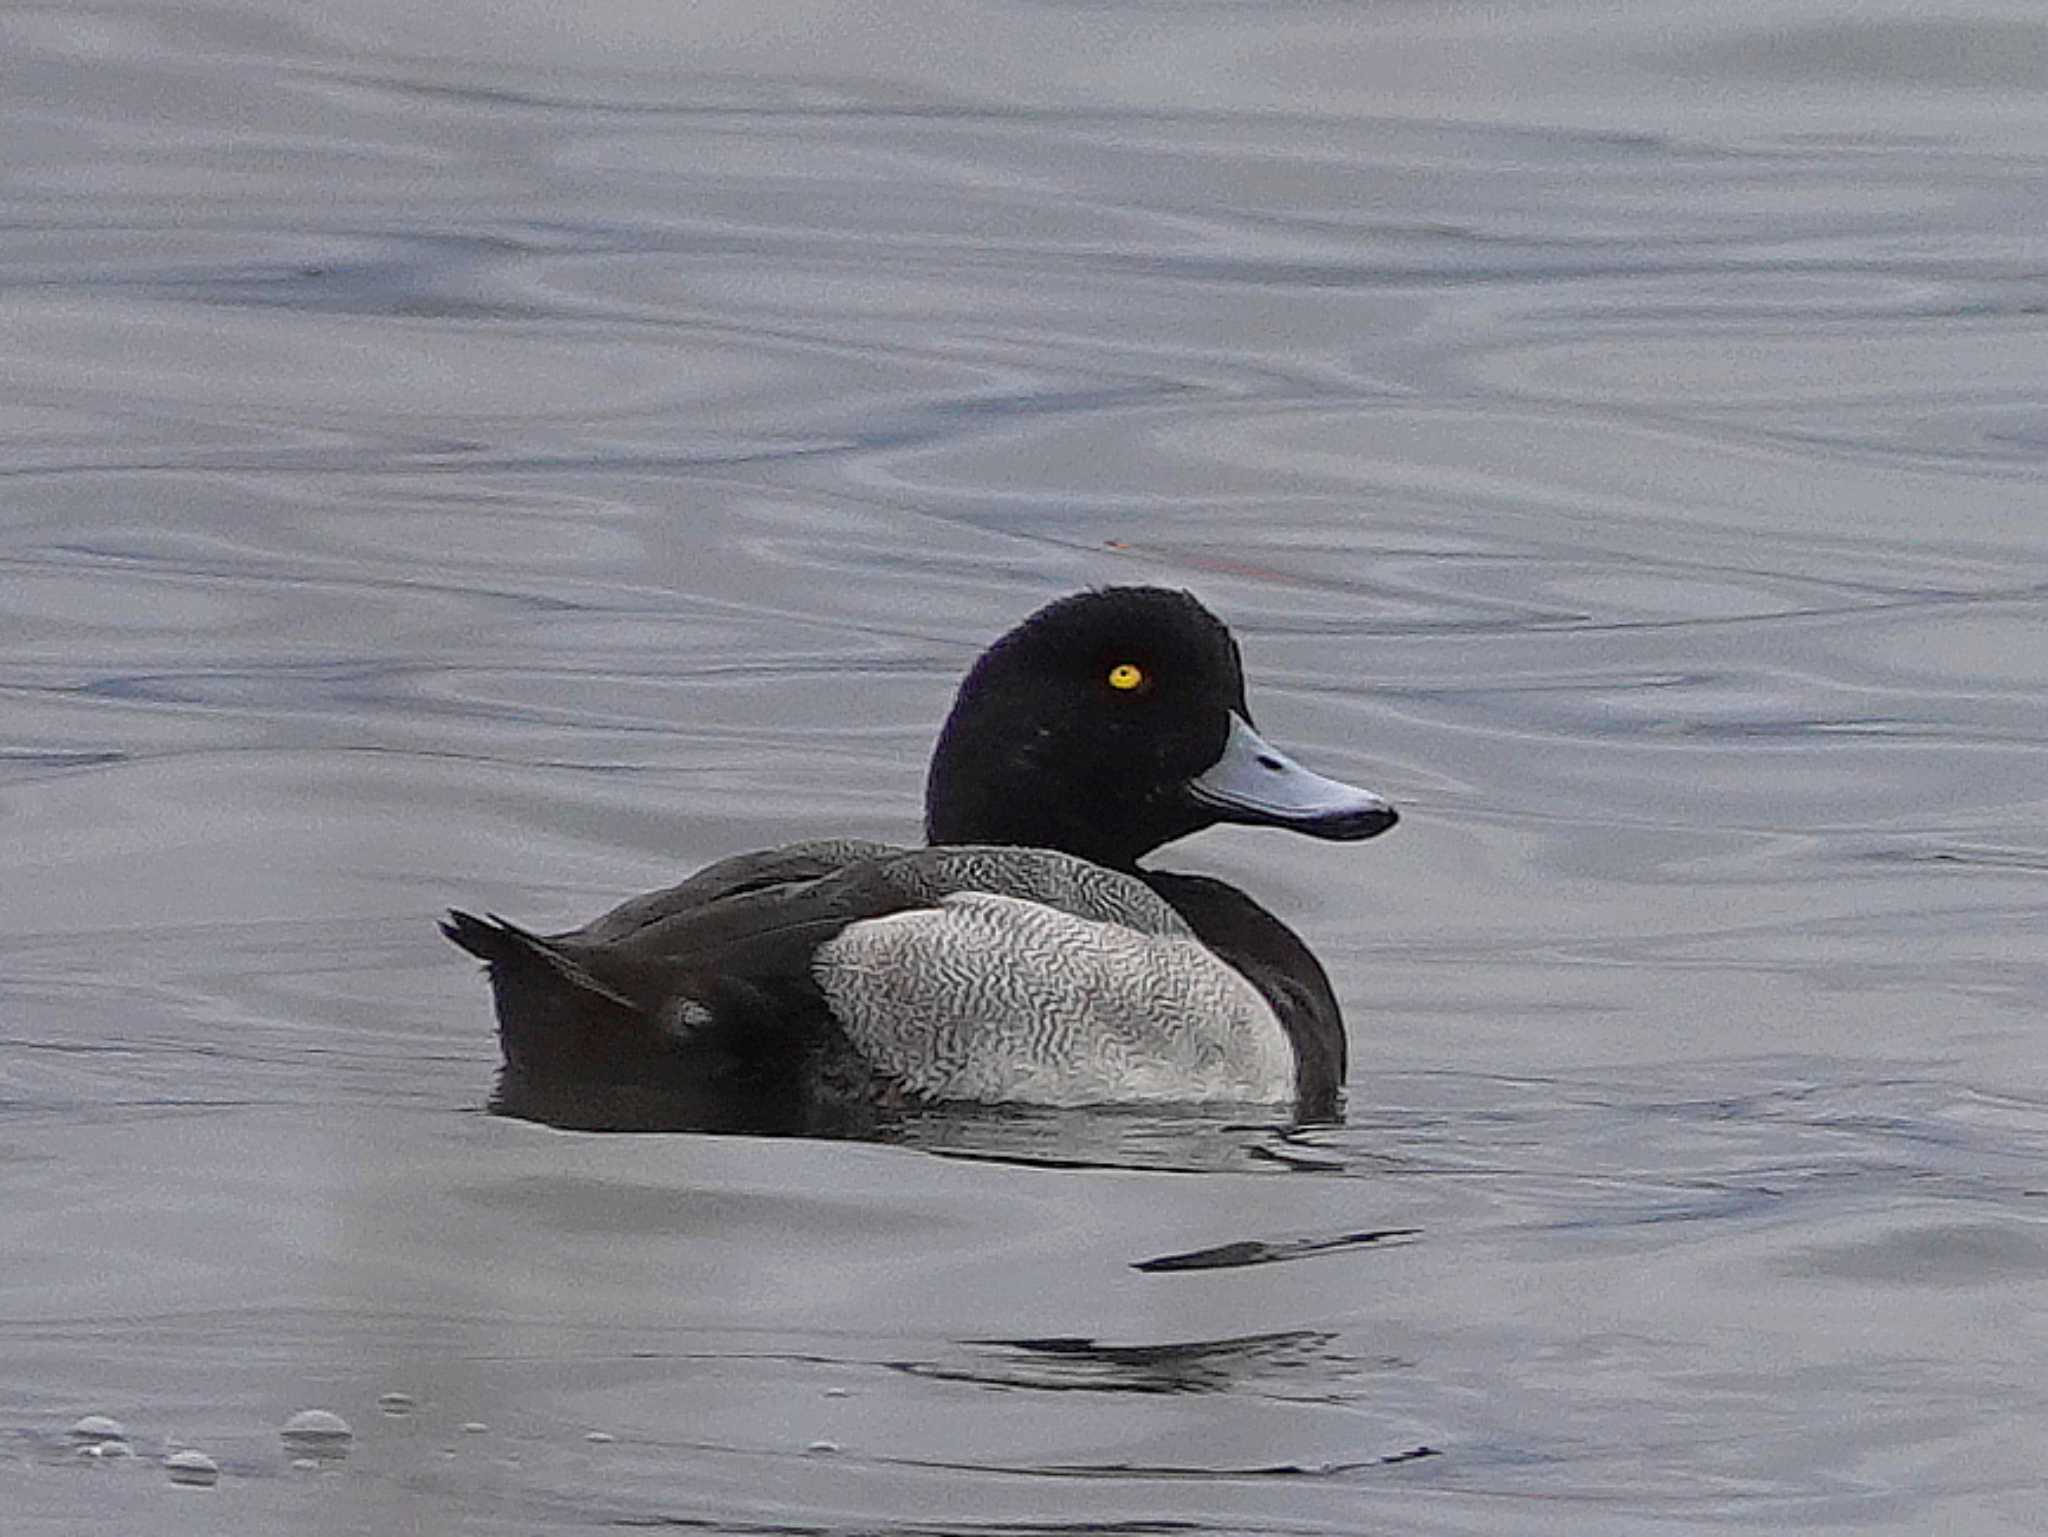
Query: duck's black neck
[
  {"left": 924, "top": 761, "right": 1217, "bottom": 871},
  {"left": 925, "top": 711, "right": 1144, "bottom": 868}
]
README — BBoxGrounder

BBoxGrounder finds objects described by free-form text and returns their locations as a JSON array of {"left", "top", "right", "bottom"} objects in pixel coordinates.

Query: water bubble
[
  {"left": 164, "top": 1450, "right": 219, "bottom": 1487},
  {"left": 377, "top": 1392, "right": 416, "bottom": 1417},
  {"left": 805, "top": 1438, "right": 841, "bottom": 1455},
  {"left": 67, "top": 1414, "right": 128, "bottom": 1444},
  {"left": 282, "top": 1408, "right": 351, "bottom": 1440},
  {"left": 583, "top": 1430, "right": 615, "bottom": 1444},
  {"left": 462, "top": 1422, "right": 489, "bottom": 1435},
  {"left": 822, "top": 1387, "right": 851, "bottom": 1399},
  {"left": 280, "top": 1408, "right": 353, "bottom": 1460}
]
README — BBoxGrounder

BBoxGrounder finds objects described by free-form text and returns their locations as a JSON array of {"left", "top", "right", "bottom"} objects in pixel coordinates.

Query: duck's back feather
[{"left": 575, "top": 839, "right": 903, "bottom": 945}]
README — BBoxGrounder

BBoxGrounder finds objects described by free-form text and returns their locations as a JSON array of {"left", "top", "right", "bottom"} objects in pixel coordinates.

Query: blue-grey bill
[{"left": 1187, "top": 713, "right": 1398, "bottom": 840}]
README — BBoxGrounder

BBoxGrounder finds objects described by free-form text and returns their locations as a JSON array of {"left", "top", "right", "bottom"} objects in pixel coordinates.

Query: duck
[{"left": 444, "top": 586, "right": 1397, "bottom": 1133}]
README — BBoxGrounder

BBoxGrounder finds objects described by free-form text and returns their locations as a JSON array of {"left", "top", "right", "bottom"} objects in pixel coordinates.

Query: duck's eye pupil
[{"left": 1107, "top": 663, "right": 1145, "bottom": 692}]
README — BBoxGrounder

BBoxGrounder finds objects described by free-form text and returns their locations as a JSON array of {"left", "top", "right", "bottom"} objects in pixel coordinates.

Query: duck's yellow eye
[{"left": 1107, "top": 662, "right": 1145, "bottom": 691}]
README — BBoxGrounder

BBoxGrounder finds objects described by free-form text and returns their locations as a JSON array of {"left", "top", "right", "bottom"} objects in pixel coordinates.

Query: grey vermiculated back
[
  {"left": 813, "top": 891, "right": 1292, "bottom": 1106},
  {"left": 584, "top": 839, "right": 1198, "bottom": 949},
  {"left": 861, "top": 846, "right": 1197, "bottom": 937}
]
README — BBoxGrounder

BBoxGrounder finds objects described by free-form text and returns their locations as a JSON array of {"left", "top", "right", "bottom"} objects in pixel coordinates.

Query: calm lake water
[{"left": 6, "top": 0, "right": 2048, "bottom": 1530}]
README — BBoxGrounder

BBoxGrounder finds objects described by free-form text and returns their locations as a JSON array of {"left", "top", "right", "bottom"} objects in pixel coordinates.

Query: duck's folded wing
[
  {"left": 572, "top": 838, "right": 905, "bottom": 944},
  {"left": 510, "top": 844, "right": 1182, "bottom": 1025},
  {"left": 576, "top": 843, "right": 1183, "bottom": 968}
]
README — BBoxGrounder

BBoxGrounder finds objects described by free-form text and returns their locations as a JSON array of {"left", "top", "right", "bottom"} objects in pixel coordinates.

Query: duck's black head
[{"left": 924, "top": 586, "right": 1397, "bottom": 869}]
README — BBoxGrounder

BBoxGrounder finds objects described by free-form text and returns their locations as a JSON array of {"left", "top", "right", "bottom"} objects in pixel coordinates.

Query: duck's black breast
[
  {"left": 452, "top": 842, "right": 1337, "bottom": 1131},
  {"left": 1138, "top": 870, "right": 1347, "bottom": 1120}
]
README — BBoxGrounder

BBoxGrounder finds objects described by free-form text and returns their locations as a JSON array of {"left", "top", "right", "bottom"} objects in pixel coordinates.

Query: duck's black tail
[
  {"left": 442, "top": 909, "right": 852, "bottom": 1133},
  {"left": 441, "top": 911, "right": 636, "bottom": 1009},
  {"left": 442, "top": 908, "right": 653, "bottom": 1083}
]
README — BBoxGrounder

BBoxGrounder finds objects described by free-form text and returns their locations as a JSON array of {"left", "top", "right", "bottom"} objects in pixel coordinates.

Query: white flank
[{"left": 812, "top": 892, "right": 1293, "bottom": 1106}]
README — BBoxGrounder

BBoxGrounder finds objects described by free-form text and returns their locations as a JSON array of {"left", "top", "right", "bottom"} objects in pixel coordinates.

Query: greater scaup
[{"left": 445, "top": 587, "right": 1396, "bottom": 1132}]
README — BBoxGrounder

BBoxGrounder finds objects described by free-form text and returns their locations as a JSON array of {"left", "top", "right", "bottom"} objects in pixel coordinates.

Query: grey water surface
[{"left": 5, "top": 0, "right": 2048, "bottom": 1531}]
